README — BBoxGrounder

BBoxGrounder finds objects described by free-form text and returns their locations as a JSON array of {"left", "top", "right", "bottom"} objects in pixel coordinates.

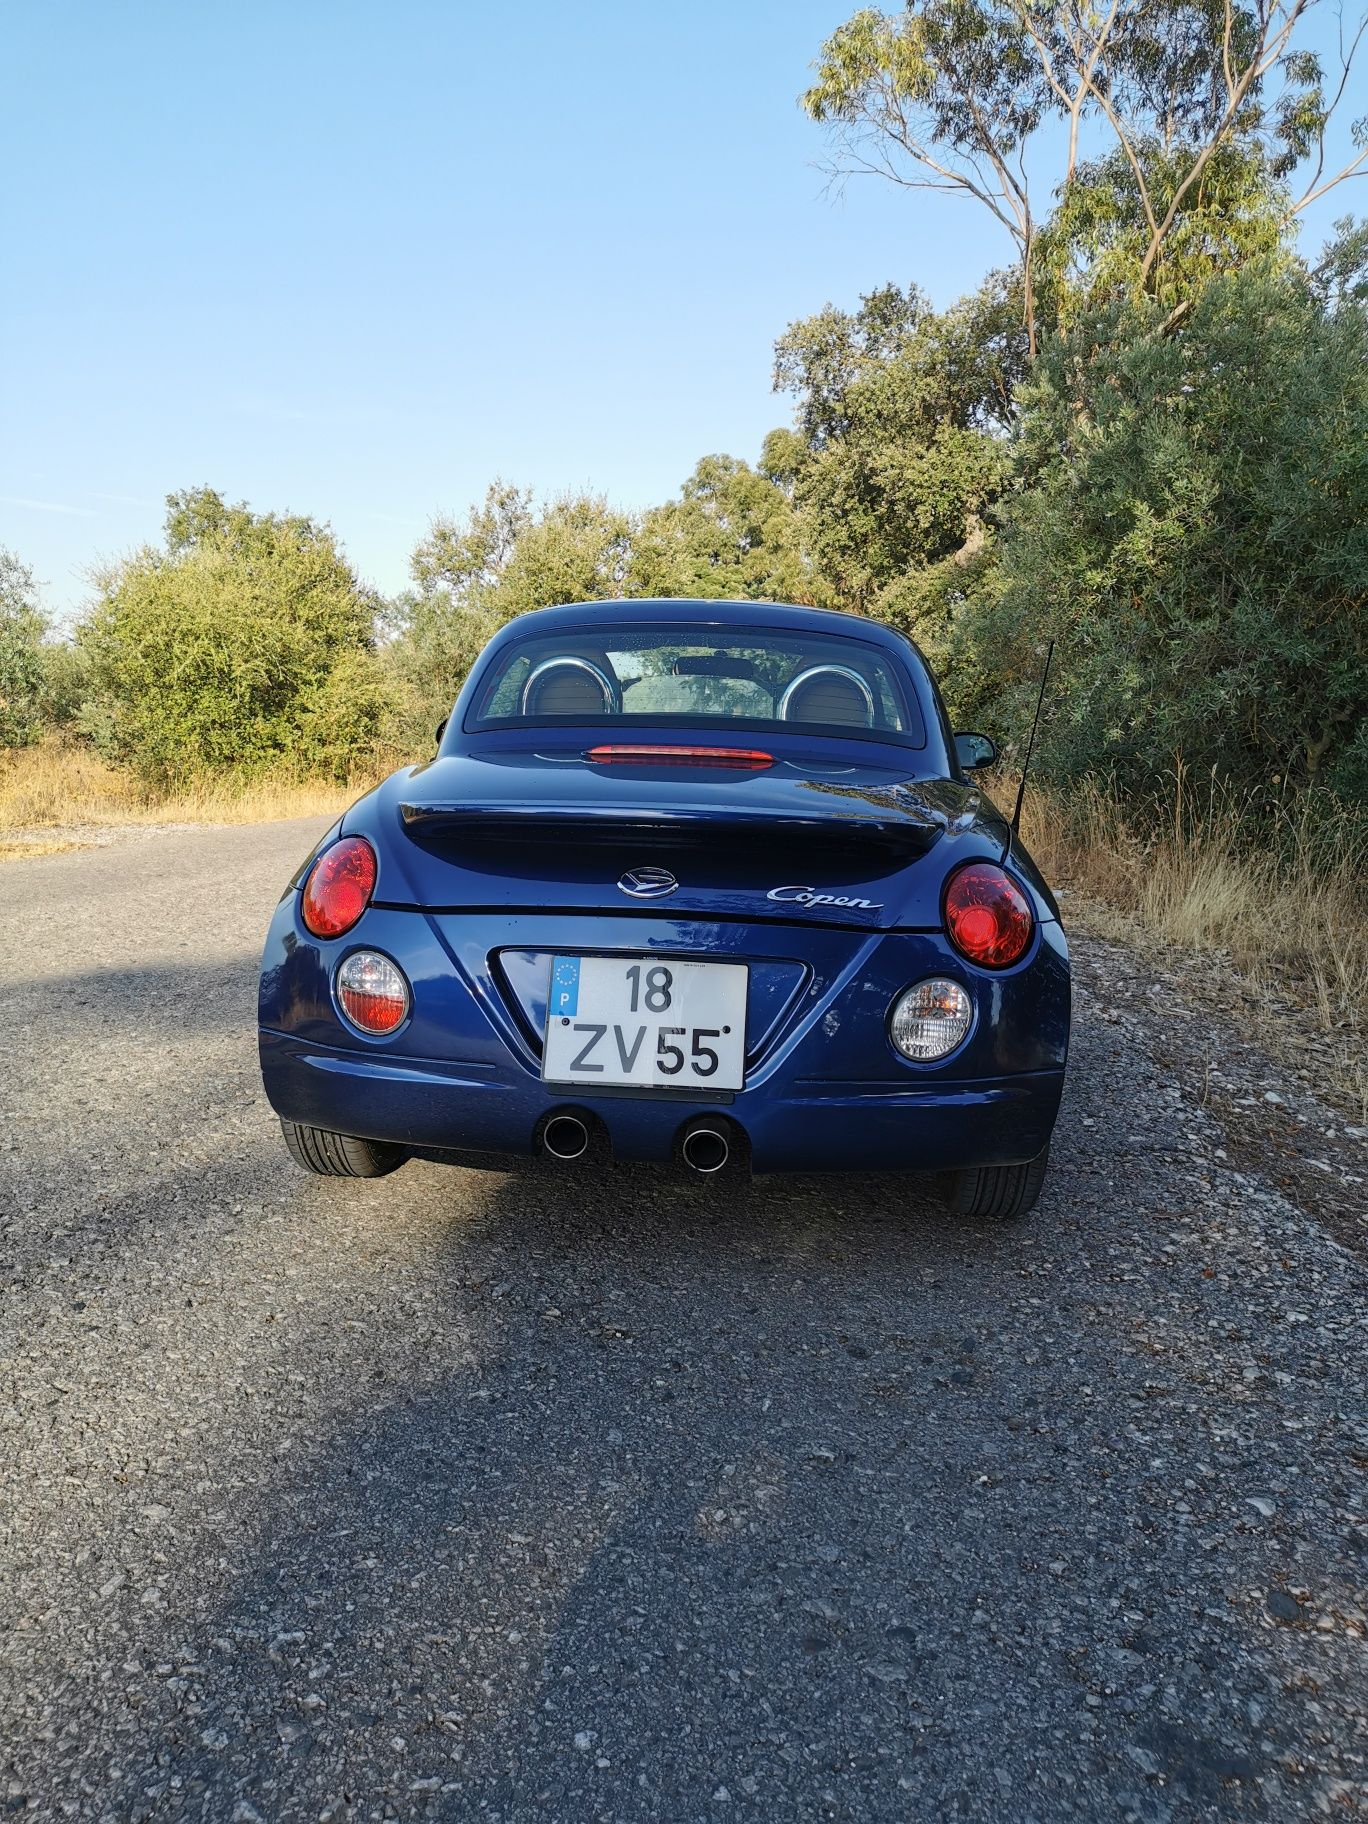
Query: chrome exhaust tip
[
  {"left": 542, "top": 1113, "right": 590, "bottom": 1161},
  {"left": 681, "top": 1125, "right": 730, "bottom": 1175}
]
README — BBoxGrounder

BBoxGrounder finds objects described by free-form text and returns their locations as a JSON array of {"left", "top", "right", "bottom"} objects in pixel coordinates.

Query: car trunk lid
[{"left": 357, "top": 745, "right": 1000, "bottom": 932}]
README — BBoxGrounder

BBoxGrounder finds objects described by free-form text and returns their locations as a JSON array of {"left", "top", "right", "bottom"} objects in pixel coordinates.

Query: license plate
[{"left": 542, "top": 955, "right": 747, "bottom": 1091}]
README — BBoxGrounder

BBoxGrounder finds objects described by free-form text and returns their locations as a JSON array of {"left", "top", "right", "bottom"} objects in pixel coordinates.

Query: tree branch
[
  {"left": 1288, "top": 148, "right": 1368, "bottom": 215},
  {"left": 1298, "top": 8, "right": 1368, "bottom": 200},
  {"left": 1138, "top": 0, "right": 1314, "bottom": 284}
]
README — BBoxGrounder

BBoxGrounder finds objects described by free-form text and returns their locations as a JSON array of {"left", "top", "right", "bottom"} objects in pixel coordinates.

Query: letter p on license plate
[{"left": 542, "top": 956, "right": 747, "bottom": 1090}]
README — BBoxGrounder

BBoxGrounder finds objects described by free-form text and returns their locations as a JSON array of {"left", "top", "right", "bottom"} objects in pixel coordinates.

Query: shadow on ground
[{"left": 69, "top": 1159, "right": 1319, "bottom": 1824}]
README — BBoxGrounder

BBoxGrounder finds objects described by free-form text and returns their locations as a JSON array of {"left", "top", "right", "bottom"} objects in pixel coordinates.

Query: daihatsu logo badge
[{"left": 618, "top": 866, "right": 678, "bottom": 899}]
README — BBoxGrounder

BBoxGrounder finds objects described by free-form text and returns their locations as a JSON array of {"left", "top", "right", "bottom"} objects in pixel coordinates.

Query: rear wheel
[
  {"left": 942, "top": 1146, "right": 1049, "bottom": 1221},
  {"left": 280, "top": 1120, "right": 408, "bottom": 1179}
]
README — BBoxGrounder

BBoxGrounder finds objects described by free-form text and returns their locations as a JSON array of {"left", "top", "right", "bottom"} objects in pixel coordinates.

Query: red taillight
[
  {"left": 586, "top": 744, "right": 774, "bottom": 771},
  {"left": 301, "top": 837, "right": 377, "bottom": 938},
  {"left": 944, "top": 862, "right": 1034, "bottom": 968}
]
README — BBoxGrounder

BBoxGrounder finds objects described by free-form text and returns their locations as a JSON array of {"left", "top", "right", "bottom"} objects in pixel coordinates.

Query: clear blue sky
[
  {"left": 3, "top": 0, "right": 989, "bottom": 618},
  {"left": 3, "top": 2, "right": 1359, "bottom": 620}
]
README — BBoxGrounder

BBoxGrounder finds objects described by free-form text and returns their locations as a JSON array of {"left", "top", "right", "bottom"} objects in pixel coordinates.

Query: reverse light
[
  {"left": 944, "top": 862, "right": 1034, "bottom": 968},
  {"left": 889, "top": 978, "right": 973, "bottom": 1061},
  {"left": 586, "top": 744, "right": 774, "bottom": 770},
  {"left": 301, "top": 836, "right": 377, "bottom": 938},
  {"left": 335, "top": 950, "right": 410, "bottom": 1034}
]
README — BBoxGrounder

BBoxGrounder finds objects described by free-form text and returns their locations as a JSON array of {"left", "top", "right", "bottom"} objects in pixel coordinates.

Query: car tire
[
  {"left": 942, "top": 1145, "right": 1049, "bottom": 1221},
  {"left": 280, "top": 1120, "right": 408, "bottom": 1179}
]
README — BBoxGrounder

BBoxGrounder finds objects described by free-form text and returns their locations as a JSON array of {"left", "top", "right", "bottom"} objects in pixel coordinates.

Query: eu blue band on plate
[{"left": 550, "top": 955, "right": 581, "bottom": 1019}]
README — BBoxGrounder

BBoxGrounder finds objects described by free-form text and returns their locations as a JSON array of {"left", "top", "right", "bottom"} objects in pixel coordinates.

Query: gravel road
[{"left": 2, "top": 819, "right": 1364, "bottom": 1824}]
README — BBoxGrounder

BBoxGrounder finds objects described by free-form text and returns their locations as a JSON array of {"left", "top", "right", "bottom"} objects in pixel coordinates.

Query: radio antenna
[{"left": 1003, "top": 640, "right": 1054, "bottom": 860}]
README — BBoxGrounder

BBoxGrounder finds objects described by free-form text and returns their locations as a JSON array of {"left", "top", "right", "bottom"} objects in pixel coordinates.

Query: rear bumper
[
  {"left": 258, "top": 902, "right": 1069, "bottom": 1175},
  {"left": 259, "top": 1031, "right": 1064, "bottom": 1173}
]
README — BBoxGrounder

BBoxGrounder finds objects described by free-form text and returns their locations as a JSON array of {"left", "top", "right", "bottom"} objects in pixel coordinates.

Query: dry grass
[
  {"left": 1018, "top": 772, "right": 1367, "bottom": 1111},
  {"left": 0, "top": 741, "right": 368, "bottom": 839},
  {"left": 0, "top": 836, "right": 84, "bottom": 861}
]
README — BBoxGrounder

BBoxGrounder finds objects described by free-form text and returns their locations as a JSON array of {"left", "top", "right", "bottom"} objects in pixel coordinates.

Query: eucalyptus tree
[{"left": 803, "top": 0, "right": 1368, "bottom": 347}]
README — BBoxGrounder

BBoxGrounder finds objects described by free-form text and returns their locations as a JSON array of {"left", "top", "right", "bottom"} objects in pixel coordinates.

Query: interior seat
[
  {"left": 778, "top": 664, "right": 876, "bottom": 728},
  {"left": 521, "top": 655, "right": 620, "bottom": 717}
]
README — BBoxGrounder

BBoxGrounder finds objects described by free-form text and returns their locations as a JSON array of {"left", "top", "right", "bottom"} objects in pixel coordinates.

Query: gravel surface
[{"left": 1, "top": 819, "right": 1364, "bottom": 1824}]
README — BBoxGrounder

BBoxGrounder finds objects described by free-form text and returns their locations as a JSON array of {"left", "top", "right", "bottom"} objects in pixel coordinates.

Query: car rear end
[{"left": 258, "top": 604, "right": 1069, "bottom": 1185}]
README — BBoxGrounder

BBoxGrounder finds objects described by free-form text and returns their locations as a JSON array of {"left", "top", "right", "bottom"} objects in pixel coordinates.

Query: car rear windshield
[{"left": 465, "top": 623, "right": 926, "bottom": 747}]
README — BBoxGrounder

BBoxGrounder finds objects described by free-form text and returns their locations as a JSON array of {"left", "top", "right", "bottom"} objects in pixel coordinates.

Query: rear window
[{"left": 465, "top": 623, "right": 925, "bottom": 747}]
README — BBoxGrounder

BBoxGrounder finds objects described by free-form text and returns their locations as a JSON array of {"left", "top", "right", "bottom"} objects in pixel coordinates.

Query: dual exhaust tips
[{"left": 540, "top": 1112, "right": 732, "bottom": 1175}]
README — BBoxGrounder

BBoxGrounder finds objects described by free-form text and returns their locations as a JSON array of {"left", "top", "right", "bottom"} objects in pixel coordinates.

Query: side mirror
[
  {"left": 954, "top": 731, "right": 997, "bottom": 771},
  {"left": 434, "top": 717, "right": 448, "bottom": 747}
]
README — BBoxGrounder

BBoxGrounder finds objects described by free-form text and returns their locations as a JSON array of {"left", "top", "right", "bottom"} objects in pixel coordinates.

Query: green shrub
[
  {"left": 80, "top": 491, "right": 383, "bottom": 786},
  {"left": 873, "top": 540, "right": 1001, "bottom": 730},
  {"left": 968, "top": 265, "right": 1368, "bottom": 809},
  {"left": 297, "top": 647, "right": 399, "bottom": 783},
  {"left": 0, "top": 547, "right": 47, "bottom": 748},
  {"left": 391, "top": 486, "right": 636, "bottom": 743},
  {"left": 36, "top": 641, "right": 91, "bottom": 730},
  {"left": 630, "top": 455, "right": 810, "bottom": 603}
]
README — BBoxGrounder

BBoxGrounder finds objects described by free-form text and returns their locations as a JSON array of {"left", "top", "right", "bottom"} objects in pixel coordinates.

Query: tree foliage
[
  {"left": 805, "top": 2, "right": 1051, "bottom": 344},
  {"left": 967, "top": 264, "right": 1368, "bottom": 801},
  {"left": 80, "top": 490, "right": 385, "bottom": 784},
  {"left": 630, "top": 455, "right": 808, "bottom": 602},
  {"left": 0, "top": 547, "right": 49, "bottom": 748},
  {"left": 772, "top": 278, "right": 1021, "bottom": 606},
  {"left": 777, "top": 6, "right": 1368, "bottom": 817},
  {"left": 805, "top": 0, "right": 1368, "bottom": 345},
  {"left": 1035, "top": 140, "right": 1289, "bottom": 322},
  {"left": 390, "top": 487, "right": 635, "bottom": 746}
]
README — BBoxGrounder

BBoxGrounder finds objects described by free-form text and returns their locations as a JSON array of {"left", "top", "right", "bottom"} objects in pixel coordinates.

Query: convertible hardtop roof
[{"left": 496, "top": 597, "right": 917, "bottom": 652}]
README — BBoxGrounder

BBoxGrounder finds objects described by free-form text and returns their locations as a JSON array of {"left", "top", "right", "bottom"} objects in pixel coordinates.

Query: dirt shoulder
[
  {"left": 0, "top": 821, "right": 208, "bottom": 860},
  {"left": 1064, "top": 892, "right": 1366, "bottom": 1255}
]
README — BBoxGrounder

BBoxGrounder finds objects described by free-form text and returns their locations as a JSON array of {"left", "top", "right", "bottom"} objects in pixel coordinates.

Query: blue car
[{"left": 258, "top": 599, "right": 1069, "bottom": 1219}]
